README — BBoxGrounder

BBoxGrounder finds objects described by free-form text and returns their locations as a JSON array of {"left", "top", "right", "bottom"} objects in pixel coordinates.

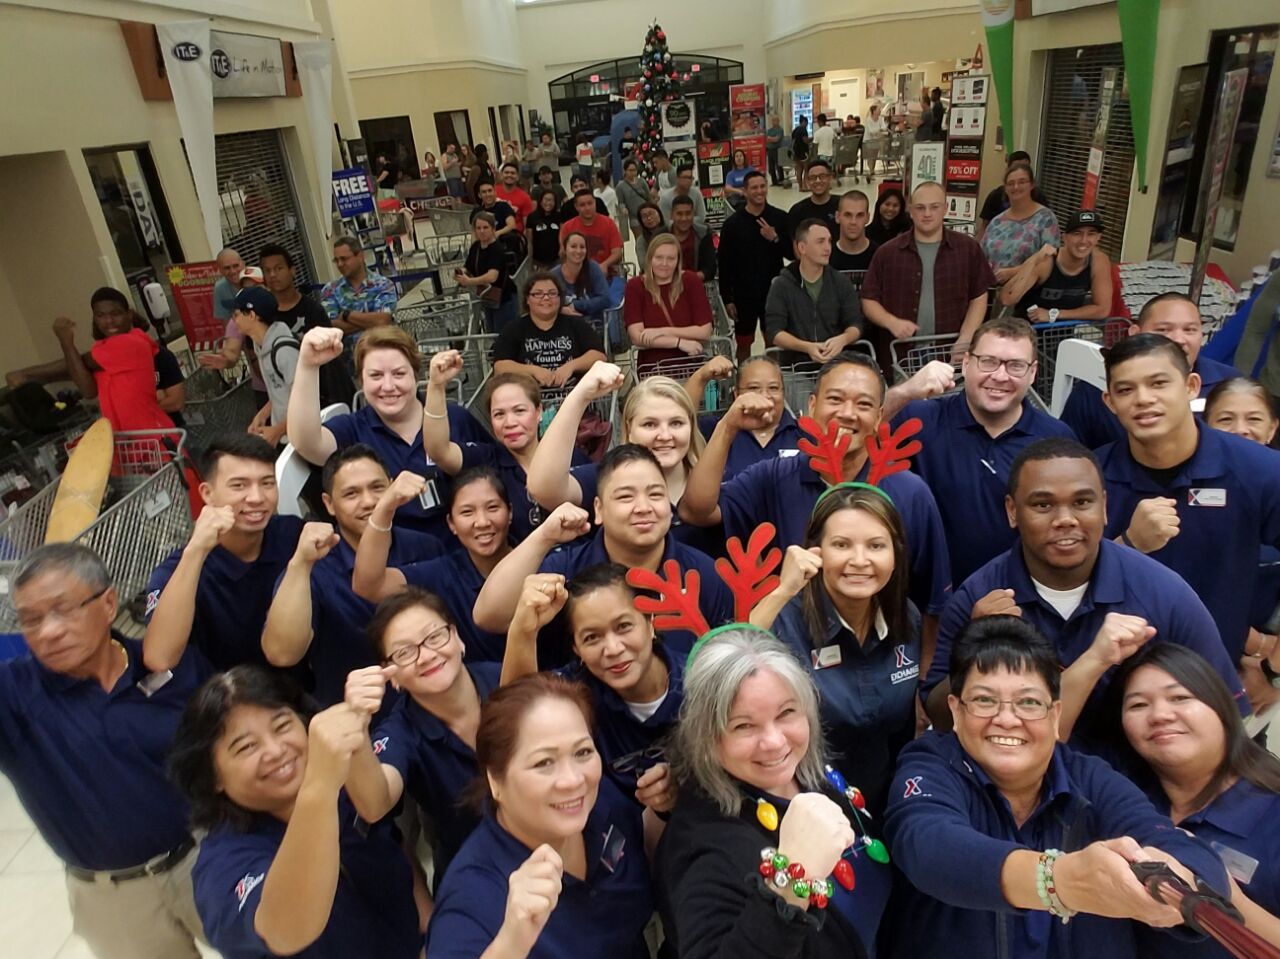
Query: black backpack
[{"left": 4, "top": 382, "right": 76, "bottom": 434}]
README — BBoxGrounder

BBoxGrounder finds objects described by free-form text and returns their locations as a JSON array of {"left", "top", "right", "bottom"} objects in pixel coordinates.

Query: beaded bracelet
[
  {"left": 758, "top": 848, "right": 834, "bottom": 909},
  {"left": 1035, "top": 849, "right": 1075, "bottom": 924}
]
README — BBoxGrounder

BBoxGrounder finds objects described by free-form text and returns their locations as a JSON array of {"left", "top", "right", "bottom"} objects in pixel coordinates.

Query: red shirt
[
  {"left": 89, "top": 328, "right": 175, "bottom": 432},
  {"left": 623, "top": 271, "right": 713, "bottom": 368},
  {"left": 561, "top": 214, "right": 623, "bottom": 272},
  {"left": 860, "top": 228, "right": 995, "bottom": 335},
  {"left": 495, "top": 184, "right": 535, "bottom": 232}
]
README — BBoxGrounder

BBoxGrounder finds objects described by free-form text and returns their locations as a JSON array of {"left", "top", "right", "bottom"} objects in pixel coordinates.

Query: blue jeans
[{"left": 445, "top": 178, "right": 464, "bottom": 198}]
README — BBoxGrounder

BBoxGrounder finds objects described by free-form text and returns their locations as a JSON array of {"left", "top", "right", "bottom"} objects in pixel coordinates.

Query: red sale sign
[{"left": 946, "top": 158, "right": 981, "bottom": 182}]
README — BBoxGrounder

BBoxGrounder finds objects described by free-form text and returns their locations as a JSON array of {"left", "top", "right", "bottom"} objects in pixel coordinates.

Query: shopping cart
[
  {"left": 1030, "top": 318, "right": 1129, "bottom": 403},
  {"left": 418, "top": 197, "right": 476, "bottom": 236},
  {"left": 768, "top": 342, "right": 878, "bottom": 414},
  {"left": 891, "top": 333, "right": 967, "bottom": 388},
  {"left": 704, "top": 280, "right": 734, "bottom": 338},
  {"left": 418, "top": 330, "right": 499, "bottom": 410},
  {"left": 631, "top": 336, "right": 735, "bottom": 384},
  {"left": 0, "top": 430, "right": 194, "bottom": 636},
  {"left": 395, "top": 295, "right": 477, "bottom": 344},
  {"left": 832, "top": 133, "right": 863, "bottom": 185},
  {"left": 182, "top": 367, "right": 257, "bottom": 452},
  {"left": 410, "top": 232, "right": 473, "bottom": 271},
  {"left": 537, "top": 385, "right": 620, "bottom": 449},
  {"left": 0, "top": 406, "right": 97, "bottom": 492}
]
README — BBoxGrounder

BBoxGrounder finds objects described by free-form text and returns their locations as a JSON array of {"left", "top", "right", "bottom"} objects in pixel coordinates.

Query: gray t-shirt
[
  {"left": 212, "top": 276, "right": 238, "bottom": 321},
  {"left": 915, "top": 240, "right": 941, "bottom": 337},
  {"left": 253, "top": 322, "right": 300, "bottom": 425}
]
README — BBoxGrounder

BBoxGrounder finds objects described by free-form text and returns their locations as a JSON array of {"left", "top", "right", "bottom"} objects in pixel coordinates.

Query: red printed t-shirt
[
  {"left": 624, "top": 271, "right": 712, "bottom": 367},
  {"left": 90, "top": 328, "right": 175, "bottom": 432},
  {"left": 561, "top": 215, "right": 623, "bottom": 271}
]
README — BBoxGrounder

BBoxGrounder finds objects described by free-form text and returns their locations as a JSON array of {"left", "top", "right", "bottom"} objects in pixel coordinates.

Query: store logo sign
[
  {"left": 210, "top": 49, "right": 231, "bottom": 79},
  {"left": 171, "top": 41, "right": 202, "bottom": 61}
]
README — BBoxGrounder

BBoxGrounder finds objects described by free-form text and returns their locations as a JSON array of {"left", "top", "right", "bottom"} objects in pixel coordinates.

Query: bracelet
[
  {"left": 758, "top": 848, "right": 833, "bottom": 909},
  {"left": 1035, "top": 849, "right": 1075, "bottom": 924},
  {"left": 366, "top": 515, "right": 393, "bottom": 533},
  {"left": 1120, "top": 530, "right": 1137, "bottom": 550},
  {"left": 423, "top": 406, "right": 448, "bottom": 420}
]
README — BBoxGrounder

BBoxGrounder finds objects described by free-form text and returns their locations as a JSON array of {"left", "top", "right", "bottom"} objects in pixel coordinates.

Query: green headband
[
  {"left": 685, "top": 622, "right": 777, "bottom": 670},
  {"left": 813, "top": 480, "right": 895, "bottom": 512}
]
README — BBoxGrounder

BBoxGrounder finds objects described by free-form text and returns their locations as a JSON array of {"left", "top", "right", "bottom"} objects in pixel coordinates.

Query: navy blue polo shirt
[
  {"left": 894, "top": 393, "right": 1076, "bottom": 585},
  {"left": 145, "top": 515, "right": 305, "bottom": 671},
  {"left": 558, "top": 643, "right": 684, "bottom": 804},
  {"left": 300, "top": 527, "right": 444, "bottom": 706},
  {"left": 194, "top": 795, "right": 421, "bottom": 959},
  {"left": 0, "top": 636, "right": 208, "bottom": 871},
  {"left": 373, "top": 661, "right": 499, "bottom": 882},
  {"left": 541, "top": 529, "right": 735, "bottom": 658},
  {"left": 325, "top": 401, "right": 492, "bottom": 541},
  {"left": 569, "top": 462, "right": 726, "bottom": 556},
  {"left": 1060, "top": 355, "right": 1238, "bottom": 450},
  {"left": 924, "top": 540, "right": 1245, "bottom": 742},
  {"left": 719, "top": 450, "right": 953, "bottom": 615},
  {"left": 884, "top": 732, "right": 1227, "bottom": 959},
  {"left": 399, "top": 552, "right": 507, "bottom": 662},
  {"left": 1098, "top": 422, "right": 1280, "bottom": 661},
  {"left": 772, "top": 594, "right": 922, "bottom": 815},
  {"left": 426, "top": 777, "right": 651, "bottom": 959},
  {"left": 459, "top": 442, "right": 588, "bottom": 543},
  {"left": 1138, "top": 779, "right": 1280, "bottom": 959},
  {"left": 700, "top": 409, "right": 804, "bottom": 480}
]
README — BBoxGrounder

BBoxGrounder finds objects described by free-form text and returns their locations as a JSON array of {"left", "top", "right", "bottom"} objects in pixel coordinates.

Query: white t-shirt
[
  {"left": 595, "top": 184, "right": 618, "bottom": 220},
  {"left": 576, "top": 142, "right": 594, "bottom": 165},
  {"left": 627, "top": 690, "right": 669, "bottom": 722},
  {"left": 863, "top": 116, "right": 887, "bottom": 140},
  {"left": 813, "top": 124, "right": 837, "bottom": 158},
  {"left": 1030, "top": 577, "right": 1088, "bottom": 621}
]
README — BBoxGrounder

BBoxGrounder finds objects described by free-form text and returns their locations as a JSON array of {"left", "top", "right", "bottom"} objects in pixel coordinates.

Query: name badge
[
  {"left": 1211, "top": 841, "right": 1259, "bottom": 885},
  {"left": 812, "top": 645, "right": 843, "bottom": 670},
  {"left": 599, "top": 823, "right": 626, "bottom": 873},
  {"left": 1188, "top": 488, "right": 1227, "bottom": 508},
  {"left": 136, "top": 669, "right": 174, "bottom": 698},
  {"left": 418, "top": 479, "right": 441, "bottom": 511}
]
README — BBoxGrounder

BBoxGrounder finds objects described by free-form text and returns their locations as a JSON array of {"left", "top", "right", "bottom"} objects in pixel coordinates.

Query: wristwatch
[{"left": 1048, "top": 308, "right": 1059, "bottom": 322}]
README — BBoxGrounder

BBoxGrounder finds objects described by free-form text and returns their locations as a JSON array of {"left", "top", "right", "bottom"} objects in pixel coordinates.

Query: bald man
[{"left": 212, "top": 248, "right": 244, "bottom": 322}]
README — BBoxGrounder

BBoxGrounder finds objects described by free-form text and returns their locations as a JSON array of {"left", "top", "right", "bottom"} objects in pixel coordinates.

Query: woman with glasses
[
  {"left": 426, "top": 674, "right": 653, "bottom": 959},
  {"left": 341, "top": 587, "right": 500, "bottom": 886},
  {"left": 501, "top": 565, "right": 680, "bottom": 814},
  {"left": 750, "top": 485, "right": 919, "bottom": 815},
  {"left": 633, "top": 202, "right": 667, "bottom": 266},
  {"left": 981, "top": 162, "right": 1060, "bottom": 284},
  {"left": 883, "top": 616, "right": 1231, "bottom": 959},
  {"left": 655, "top": 627, "right": 891, "bottom": 959},
  {"left": 1104, "top": 643, "right": 1280, "bottom": 954},
  {"left": 172, "top": 666, "right": 423, "bottom": 959},
  {"left": 491, "top": 272, "right": 606, "bottom": 390}
]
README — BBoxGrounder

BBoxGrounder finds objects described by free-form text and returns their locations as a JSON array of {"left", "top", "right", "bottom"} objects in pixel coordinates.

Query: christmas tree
[{"left": 636, "top": 21, "right": 683, "bottom": 190}]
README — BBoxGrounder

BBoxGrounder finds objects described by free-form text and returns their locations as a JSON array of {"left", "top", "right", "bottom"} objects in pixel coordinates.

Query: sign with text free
[{"left": 332, "top": 168, "right": 375, "bottom": 218}]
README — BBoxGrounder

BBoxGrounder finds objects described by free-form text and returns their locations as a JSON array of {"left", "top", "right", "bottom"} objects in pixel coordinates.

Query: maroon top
[
  {"left": 624, "top": 271, "right": 713, "bottom": 367},
  {"left": 859, "top": 228, "right": 995, "bottom": 335}
]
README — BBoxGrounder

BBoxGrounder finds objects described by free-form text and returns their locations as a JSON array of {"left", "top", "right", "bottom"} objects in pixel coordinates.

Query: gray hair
[
  {"left": 671, "top": 628, "right": 827, "bottom": 817},
  {"left": 13, "top": 543, "right": 111, "bottom": 593}
]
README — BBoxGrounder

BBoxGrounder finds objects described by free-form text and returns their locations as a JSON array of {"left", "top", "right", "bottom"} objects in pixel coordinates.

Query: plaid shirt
[
  {"left": 860, "top": 229, "right": 995, "bottom": 335},
  {"left": 320, "top": 270, "right": 398, "bottom": 322}
]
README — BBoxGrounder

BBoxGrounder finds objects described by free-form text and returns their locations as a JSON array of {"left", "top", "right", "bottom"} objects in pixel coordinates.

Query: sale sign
[
  {"left": 166, "top": 261, "right": 224, "bottom": 348},
  {"left": 730, "top": 82, "right": 768, "bottom": 170},
  {"left": 946, "top": 158, "right": 981, "bottom": 182}
]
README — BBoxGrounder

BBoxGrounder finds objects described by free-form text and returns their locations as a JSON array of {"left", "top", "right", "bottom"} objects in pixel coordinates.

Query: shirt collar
[
  {"left": 1111, "top": 420, "right": 1225, "bottom": 490},
  {"left": 37, "top": 632, "right": 144, "bottom": 695},
  {"left": 1180, "top": 779, "right": 1277, "bottom": 840},
  {"left": 942, "top": 392, "right": 1039, "bottom": 437},
  {"left": 1008, "top": 538, "right": 1124, "bottom": 608},
  {"left": 817, "top": 589, "right": 889, "bottom": 646},
  {"left": 961, "top": 739, "right": 1073, "bottom": 810}
]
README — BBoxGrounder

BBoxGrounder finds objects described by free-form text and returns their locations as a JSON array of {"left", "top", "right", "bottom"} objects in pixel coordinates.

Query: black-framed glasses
[
  {"left": 527, "top": 290, "right": 560, "bottom": 300},
  {"left": 958, "top": 695, "right": 1052, "bottom": 720},
  {"left": 16, "top": 588, "right": 109, "bottom": 632},
  {"left": 969, "top": 354, "right": 1033, "bottom": 377},
  {"left": 384, "top": 625, "right": 453, "bottom": 668},
  {"left": 610, "top": 745, "right": 666, "bottom": 776}
]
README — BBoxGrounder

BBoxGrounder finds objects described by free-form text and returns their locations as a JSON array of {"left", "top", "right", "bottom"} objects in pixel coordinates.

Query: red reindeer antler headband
[{"left": 797, "top": 416, "right": 924, "bottom": 486}]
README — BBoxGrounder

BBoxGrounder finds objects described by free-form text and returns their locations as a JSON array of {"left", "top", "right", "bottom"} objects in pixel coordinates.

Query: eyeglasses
[
  {"left": 384, "top": 624, "right": 453, "bottom": 667},
  {"left": 527, "top": 290, "right": 560, "bottom": 300},
  {"left": 970, "top": 354, "right": 1033, "bottom": 377},
  {"left": 17, "top": 588, "right": 108, "bottom": 632},
  {"left": 610, "top": 745, "right": 665, "bottom": 776},
  {"left": 958, "top": 695, "right": 1052, "bottom": 720}
]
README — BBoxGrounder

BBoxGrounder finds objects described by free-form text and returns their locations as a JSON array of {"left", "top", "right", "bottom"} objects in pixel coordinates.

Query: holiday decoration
[{"left": 636, "top": 20, "right": 683, "bottom": 190}]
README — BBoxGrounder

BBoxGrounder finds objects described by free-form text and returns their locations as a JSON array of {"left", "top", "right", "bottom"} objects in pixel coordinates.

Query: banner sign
[
  {"left": 294, "top": 40, "right": 334, "bottom": 235},
  {"left": 948, "top": 107, "right": 987, "bottom": 138},
  {"left": 946, "top": 194, "right": 978, "bottom": 222},
  {"left": 910, "top": 142, "right": 945, "bottom": 194},
  {"left": 946, "top": 158, "right": 982, "bottom": 182},
  {"left": 1189, "top": 68, "right": 1247, "bottom": 303},
  {"left": 952, "top": 75, "right": 990, "bottom": 105},
  {"left": 157, "top": 20, "right": 221, "bottom": 254},
  {"left": 979, "top": 0, "right": 1014, "bottom": 141},
  {"left": 662, "top": 101, "right": 697, "bottom": 142},
  {"left": 166, "top": 261, "right": 224, "bottom": 346},
  {"left": 1081, "top": 66, "right": 1120, "bottom": 209},
  {"left": 730, "top": 83, "right": 768, "bottom": 170},
  {"left": 332, "top": 168, "right": 375, "bottom": 218},
  {"left": 948, "top": 140, "right": 983, "bottom": 160},
  {"left": 698, "top": 141, "right": 732, "bottom": 192},
  {"left": 209, "top": 31, "right": 286, "bottom": 98}
]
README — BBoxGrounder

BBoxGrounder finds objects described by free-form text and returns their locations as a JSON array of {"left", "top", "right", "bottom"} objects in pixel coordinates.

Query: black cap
[
  {"left": 1065, "top": 210, "right": 1105, "bottom": 233},
  {"left": 234, "top": 286, "right": 278, "bottom": 321}
]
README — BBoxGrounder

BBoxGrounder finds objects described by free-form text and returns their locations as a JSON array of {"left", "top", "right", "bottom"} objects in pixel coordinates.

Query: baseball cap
[
  {"left": 234, "top": 286, "right": 278, "bottom": 321},
  {"left": 1065, "top": 210, "right": 1105, "bottom": 233},
  {"left": 238, "top": 266, "right": 264, "bottom": 285}
]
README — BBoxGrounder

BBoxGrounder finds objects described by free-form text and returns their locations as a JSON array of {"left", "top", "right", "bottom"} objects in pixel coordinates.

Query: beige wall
[
  {"left": 0, "top": 2, "right": 338, "bottom": 372},
  {"left": 1013, "top": 0, "right": 1280, "bottom": 282}
]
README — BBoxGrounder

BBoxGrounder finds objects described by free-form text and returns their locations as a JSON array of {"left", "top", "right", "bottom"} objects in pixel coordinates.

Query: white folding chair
[
  {"left": 275, "top": 403, "right": 350, "bottom": 517},
  {"left": 1049, "top": 338, "right": 1105, "bottom": 418}
]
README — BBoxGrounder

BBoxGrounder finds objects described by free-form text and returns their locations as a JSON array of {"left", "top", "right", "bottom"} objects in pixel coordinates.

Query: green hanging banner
[
  {"left": 1116, "top": 0, "right": 1160, "bottom": 191},
  {"left": 979, "top": 0, "right": 1015, "bottom": 144}
]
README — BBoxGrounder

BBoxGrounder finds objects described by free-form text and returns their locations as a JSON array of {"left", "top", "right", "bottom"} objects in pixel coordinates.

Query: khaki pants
[{"left": 65, "top": 845, "right": 206, "bottom": 959}]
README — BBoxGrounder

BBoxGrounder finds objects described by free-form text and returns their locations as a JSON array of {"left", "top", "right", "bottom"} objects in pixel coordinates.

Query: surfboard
[{"left": 45, "top": 418, "right": 114, "bottom": 543}]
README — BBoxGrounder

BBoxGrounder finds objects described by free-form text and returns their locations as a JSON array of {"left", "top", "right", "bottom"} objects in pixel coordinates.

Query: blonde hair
[
  {"left": 622, "top": 375, "right": 705, "bottom": 472},
  {"left": 642, "top": 233, "right": 685, "bottom": 313}
]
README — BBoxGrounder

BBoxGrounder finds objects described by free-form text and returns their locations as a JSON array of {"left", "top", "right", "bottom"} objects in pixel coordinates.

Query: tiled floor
[{"left": 1, "top": 175, "right": 885, "bottom": 959}]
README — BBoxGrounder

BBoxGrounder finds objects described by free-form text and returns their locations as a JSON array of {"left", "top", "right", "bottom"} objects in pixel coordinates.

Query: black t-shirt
[
  {"left": 492, "top": 314, "right": 603, "bottom": 373},
  {"left": 466, "top": 241, "right": 514, "bottom": 302},
  {"left": 787, "top": 195, "right": 840, "bottom": 239},
  {"left": 1138, "top": 454, "right": 1195, "bottom": 490},
  {"left": 829, "top": 240, "right": 879, "bottom": 273},
  {"left": 527, "top": 211, "right": 563, "bottom": 266},
  {"left": 274, "top": 293, "right": 329, "bottom": 336},
  {"left": 791, "top": 125, "right": 810, "bottom": 159},
  {"left": 472, "top": 201, "right": 516, "bottom": 230},
  {"left": 154, "top": 345, "right": 185, "bottom": 428}
]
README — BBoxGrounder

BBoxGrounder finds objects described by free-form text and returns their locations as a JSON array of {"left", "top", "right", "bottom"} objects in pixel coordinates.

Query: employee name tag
[
  {"left": 1188, "top": 488, "right": 1227, "bottom": 508},
  {"left": 136, "top": 669, "right": 174, "bottom": 698},
  {"left": 812, "top": 645, "right": 843, "bottom": 670},
  {"left": 418, "top": 479, "right": 441, "bottom": 511},
  {"left": 599, "top": 823, "right": 626, "bottom": 873},
  {"left": 1211, "top": 841, "right": 1259, "bottom": 885}
]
